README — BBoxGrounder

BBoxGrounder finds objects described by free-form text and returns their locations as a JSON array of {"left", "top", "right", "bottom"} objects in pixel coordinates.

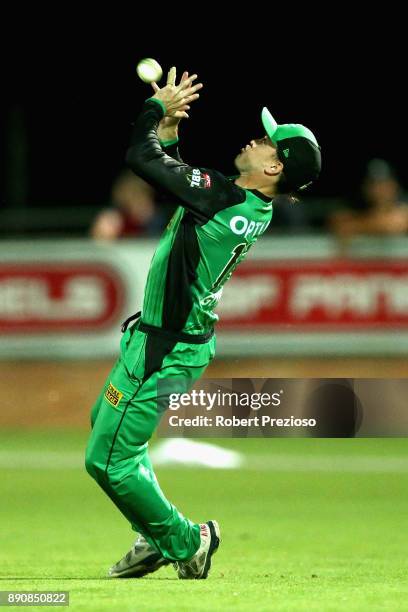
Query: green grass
[{"left": 2, "top": 432, "right": 408, "bottom": 611}]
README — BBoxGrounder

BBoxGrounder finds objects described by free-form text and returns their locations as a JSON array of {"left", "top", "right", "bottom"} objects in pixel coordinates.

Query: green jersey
[{"left": 126, "top": 100, "right": 273, "bottom": 336}]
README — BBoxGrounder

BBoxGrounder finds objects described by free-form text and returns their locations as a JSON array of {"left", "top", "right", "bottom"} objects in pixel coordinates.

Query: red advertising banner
[
  {"left": 218, "top": 260, "right": 408, "bottom": 330},
  {"left": 3, "top": 257, "right": 408, "bottom": 336},
  {"left": 0, "top": 263, "right": 125, "bottom": 333}
]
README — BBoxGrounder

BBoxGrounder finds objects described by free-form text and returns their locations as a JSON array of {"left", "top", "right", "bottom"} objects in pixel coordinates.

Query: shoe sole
[{"left": 201, "top": 520, "right": 221, "bottom": 579}]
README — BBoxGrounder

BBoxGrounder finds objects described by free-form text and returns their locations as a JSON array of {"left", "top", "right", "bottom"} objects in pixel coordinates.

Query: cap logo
[{"left": 283, "top": 148, "right": 290, "bottom": 158}]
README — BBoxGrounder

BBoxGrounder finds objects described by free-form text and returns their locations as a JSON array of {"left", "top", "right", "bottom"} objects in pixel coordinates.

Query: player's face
[{"left": 234, "top": 135, "right": 278, "bottom": 172}]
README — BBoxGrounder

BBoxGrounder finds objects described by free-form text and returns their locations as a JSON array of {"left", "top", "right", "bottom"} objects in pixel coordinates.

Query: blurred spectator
[
  {"left": 329, "top": 159, "right": 408, "bottom": 238},
  {"left": 91, "top": 170, "right": 165, "bottom": 240}
]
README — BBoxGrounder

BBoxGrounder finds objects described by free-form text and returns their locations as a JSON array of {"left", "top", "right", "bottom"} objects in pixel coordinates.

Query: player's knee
[{"left": 104, "top": 457, "right": 138, "bottom": 487}]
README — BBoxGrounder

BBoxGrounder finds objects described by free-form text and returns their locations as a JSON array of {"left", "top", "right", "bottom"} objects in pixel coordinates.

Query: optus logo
[{"left": 229, "top": 216, "right": 270, "bottom": 238}]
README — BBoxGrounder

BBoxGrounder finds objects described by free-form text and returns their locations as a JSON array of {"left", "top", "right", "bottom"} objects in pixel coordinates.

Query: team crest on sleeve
[
  {"left": 186, "top": 168, "right": 212, "bottom": 189},
  {"left": 104, "top": 382, "right": 123, "bottom": 407}
]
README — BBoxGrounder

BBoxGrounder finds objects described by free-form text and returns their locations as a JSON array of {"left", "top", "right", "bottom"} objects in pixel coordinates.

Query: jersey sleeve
[
  {"left": 125, "top": 99, "right": 245, "bottom": 222},
  {"left": 161, "top": 138, "right": 183, "bottom": 164}
]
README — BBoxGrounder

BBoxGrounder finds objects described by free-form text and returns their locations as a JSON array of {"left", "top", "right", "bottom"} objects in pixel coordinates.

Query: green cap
[
  {"left": 261, "top": 107, "right": 321, "bottom": 191},
  {"left": 261, "top": 107, "right": 319, "bottom": 147}
]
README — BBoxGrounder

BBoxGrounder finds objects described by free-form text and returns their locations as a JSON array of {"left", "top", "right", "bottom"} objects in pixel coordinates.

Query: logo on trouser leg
[{"left": 104, "top": 382, "right": 123, "bottom": 407}]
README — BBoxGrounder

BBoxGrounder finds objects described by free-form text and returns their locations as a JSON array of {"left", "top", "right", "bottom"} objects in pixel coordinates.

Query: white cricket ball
[{"left": 136, "top": 58, "right": 163, "bottom": 83}]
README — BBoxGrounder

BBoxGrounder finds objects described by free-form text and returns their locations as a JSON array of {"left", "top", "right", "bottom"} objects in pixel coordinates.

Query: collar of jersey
[
  {"left": 227, "top": 176, "right": 272, "bottom": 203},
  {"left": 248, "top": 189, "right": 272, "bottom": 203}
]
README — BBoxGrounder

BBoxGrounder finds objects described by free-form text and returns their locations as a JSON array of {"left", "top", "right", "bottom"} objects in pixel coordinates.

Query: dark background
[{"left": 1, "top": 21, "right": 405, "bottom": 211}]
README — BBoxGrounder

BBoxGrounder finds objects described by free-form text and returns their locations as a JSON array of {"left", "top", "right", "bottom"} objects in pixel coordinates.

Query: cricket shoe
[
  {"left": 108, "top": 534, "right": 170, "bottom": 578},
  {"left": 175, "top": 520, "right": 221, "bottom": 579}
]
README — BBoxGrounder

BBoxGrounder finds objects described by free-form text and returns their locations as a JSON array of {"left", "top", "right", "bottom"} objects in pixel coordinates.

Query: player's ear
[{"left": 264, "top": 160, "right": 283, "bottom": 177}]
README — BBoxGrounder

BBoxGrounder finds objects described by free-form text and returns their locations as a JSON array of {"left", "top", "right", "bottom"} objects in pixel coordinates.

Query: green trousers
[{"left": 85, "top": 322, "right": 216, "bottom": 562}]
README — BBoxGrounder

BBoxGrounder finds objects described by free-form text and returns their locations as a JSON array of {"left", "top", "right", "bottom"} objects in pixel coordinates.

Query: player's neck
[{"left": 235, "top": 173, "right": 276, "bottom": 198}]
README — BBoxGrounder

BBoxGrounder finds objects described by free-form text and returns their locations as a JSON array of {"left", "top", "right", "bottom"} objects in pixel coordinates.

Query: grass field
[{"left": 2, "top": 431, "right": 408, "bottom": 611}]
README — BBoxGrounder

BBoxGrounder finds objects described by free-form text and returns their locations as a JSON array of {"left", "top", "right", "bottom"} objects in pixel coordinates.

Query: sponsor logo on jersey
[
  {"left": 186, "top": 168, "right": 212, "bottom": 189},
  {"left": 229, "top": 215, "right": 271, "bottom": 239},
  {"left": 105, "top": 382, "right": 123, "bottom": 407}
]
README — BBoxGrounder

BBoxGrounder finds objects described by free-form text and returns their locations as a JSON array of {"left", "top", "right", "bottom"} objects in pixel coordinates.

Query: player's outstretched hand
[
  {"left": 151, "top": 67, "right": 203, "bottom": 119},
  {"left": 153, "top": 68, "right": 191, "bottom": 127}
]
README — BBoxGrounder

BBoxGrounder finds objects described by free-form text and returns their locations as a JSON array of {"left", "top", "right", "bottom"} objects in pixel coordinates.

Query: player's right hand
[
  {"left": 151, "top": 68, "right": 203, "bottom": 119},
  {"left": 154, "top": 68, "right": 191, "bottom": 126}
]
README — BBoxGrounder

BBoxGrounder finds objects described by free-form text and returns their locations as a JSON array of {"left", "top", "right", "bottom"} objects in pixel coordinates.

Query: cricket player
[{"left": 85, "top": 68, "right": 321, "bottom": 580}]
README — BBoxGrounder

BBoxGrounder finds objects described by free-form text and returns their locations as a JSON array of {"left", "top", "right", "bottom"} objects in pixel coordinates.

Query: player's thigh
[
  {"left": 108, "top": 358, "right": 210, "bottom": 462},
  {"left": 110, "top": 337, "right": 215, "bottom": 455},
  {"left": 86, "top": 353, "right": 144, "bottom": 467},
  {"left": 87, "top": 333, "right": 216, "bottom": 466},
  {"left": 149, "top": 338, "right": 216, "bottom": 421},
  {"left": 89, "top": 327, "right": 148, "bottom": 429},
  {"left": 89, "top": 357, "right": 123, "bottom": 428}
]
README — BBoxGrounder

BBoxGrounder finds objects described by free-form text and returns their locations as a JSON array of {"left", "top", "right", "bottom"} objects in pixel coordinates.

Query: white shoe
[
  {"left": 108, "top": 534, "right": 170, "bottom": 578},
  {"left": 175, "top": 521, "right": 221, "bottom": 579}
]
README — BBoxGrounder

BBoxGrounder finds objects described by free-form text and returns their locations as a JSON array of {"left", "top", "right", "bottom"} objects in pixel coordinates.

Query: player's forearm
[
  {"left": 157, "top": 122, "right": 183, "bottom": 163},
  {"left": 157, "top": 124, "right": 179, "bottom": 147},
  {"left": 126, "top": 100, "right": 186, "bottom": 176},
  {"left": 125, "top": 99, "right": 166, "bottom": 172}
]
